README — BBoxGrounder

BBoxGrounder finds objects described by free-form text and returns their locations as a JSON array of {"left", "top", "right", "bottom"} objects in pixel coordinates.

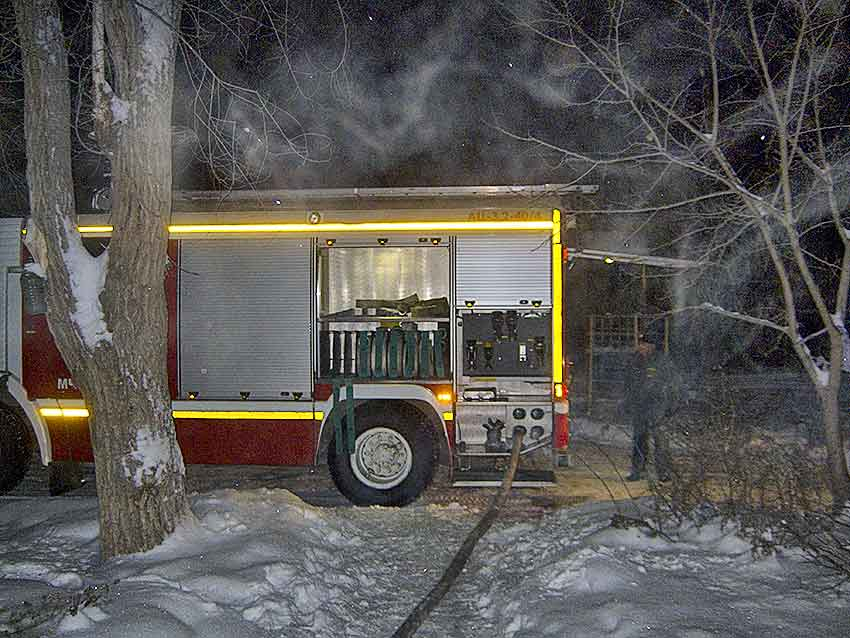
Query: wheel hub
[{"left": 352, "top": 427, "right": 413, "bottom": 490}]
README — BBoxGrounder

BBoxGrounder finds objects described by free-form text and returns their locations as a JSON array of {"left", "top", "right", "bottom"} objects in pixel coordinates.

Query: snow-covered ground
[{"left": 1, "top": 487, "right": 847, "bottom": 637}]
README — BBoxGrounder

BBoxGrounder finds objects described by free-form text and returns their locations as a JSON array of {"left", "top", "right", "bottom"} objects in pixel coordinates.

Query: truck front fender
[{"left": 2, "top": 375, "right": 51, "bottom": 464}]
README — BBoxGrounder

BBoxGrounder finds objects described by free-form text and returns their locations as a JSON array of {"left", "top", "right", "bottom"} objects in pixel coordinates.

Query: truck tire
[
  {"left": 328, "top": 405, "right": 436, "bottom": 506},
  {"left": 0, "top": 406, "right": 33, "bottom": 494}
]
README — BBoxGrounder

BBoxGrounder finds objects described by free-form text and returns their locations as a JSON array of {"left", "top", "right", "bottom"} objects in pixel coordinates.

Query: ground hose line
[{"left": 391, "top": 426, "right": 527, "bottom": 638}]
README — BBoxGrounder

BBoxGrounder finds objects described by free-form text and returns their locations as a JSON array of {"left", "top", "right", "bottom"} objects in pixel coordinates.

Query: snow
[
  {"left": 1, "top": 489, "right": 848, "bottom": 637},
  {"left": 62, "top": 216, "right": 112, "bottom": 349},
  {"left": 24, "top": 262, "right": 46, "bottom": 278},
  {"left": 755, "top": 201, "right": 774, "bottom": 217},
  {"left": 110, "top": 95, "right": 130, "bottom": 124},
  {"left": 800, "top": 339, "right": 831, "bottom": 387},
  {"left": 831, "top": 313, "right": 850, "bottom": 373},
  {"left": 122, "top": 428, "right": 175, "bottom": 487},
  {"left": 136, "top": 0, "right": 175, "bottom": 94},
  {"left": 699, "top": 301, "right": 742, "bottom": 319},
  {"left": 812, "top": 358, "right": 830, "bottom": 387},
  {"left": 570, "top": 414, "right": 633, "bottom": 447}
]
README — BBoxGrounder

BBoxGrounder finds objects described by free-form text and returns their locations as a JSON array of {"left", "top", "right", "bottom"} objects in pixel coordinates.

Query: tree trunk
[
  {"left": 820, "top": 392, "right": 849, "bottom": 509},
  {"left": 14, "top": 0, "right": 191, "bottom": 558},
  {"left": 821, "top": 338, "right": 850, "bottom": 509}
]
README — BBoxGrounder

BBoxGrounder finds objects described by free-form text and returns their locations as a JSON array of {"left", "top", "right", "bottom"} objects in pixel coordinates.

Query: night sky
[
  {"left": 168, "top": 0, "right": 594, "bottom": 191},
  {"left": 1, "top": 0, "right": 796, "bottom": 208}
]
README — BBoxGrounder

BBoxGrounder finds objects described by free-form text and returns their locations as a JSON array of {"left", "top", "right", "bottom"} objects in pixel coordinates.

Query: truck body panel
[{"left": 1, "top": 184, "right": 589, "bottom": 498}]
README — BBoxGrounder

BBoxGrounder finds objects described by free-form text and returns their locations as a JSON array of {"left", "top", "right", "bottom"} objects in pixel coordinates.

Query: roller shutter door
[
  {"left": 456, "top": 234, "right": 551, "bottom": 307},
  {"left": 0, "top": 219, "right": 21, "bottom": 374},
  {"left": 179, "top": 239, "right": 312, "bottom": 399}
]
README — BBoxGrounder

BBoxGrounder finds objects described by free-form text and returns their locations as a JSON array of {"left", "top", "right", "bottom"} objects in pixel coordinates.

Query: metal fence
[{"left": 584, "top": 314, "right": 670, "bottom": 412}]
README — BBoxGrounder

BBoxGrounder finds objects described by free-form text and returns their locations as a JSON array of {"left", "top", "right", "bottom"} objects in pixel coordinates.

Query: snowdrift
[{"left": 1, "top": 490, "right": 847, "bottom": 637}]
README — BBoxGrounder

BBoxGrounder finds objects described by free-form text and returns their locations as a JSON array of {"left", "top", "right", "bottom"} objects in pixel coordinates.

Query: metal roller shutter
[
  {"left": 0, "top": 219, "right": 22, "bottom": 375},
  {"left": 179, "top": 239, "right": 312, "bottom": 399},
  {"left": 456, "top": 234, "right": 552, "bottom": 307}
]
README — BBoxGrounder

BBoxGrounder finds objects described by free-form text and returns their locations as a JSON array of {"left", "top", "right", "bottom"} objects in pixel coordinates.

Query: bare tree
[{"left": 510, "top": 0, "right": 850, "bottom": 505}]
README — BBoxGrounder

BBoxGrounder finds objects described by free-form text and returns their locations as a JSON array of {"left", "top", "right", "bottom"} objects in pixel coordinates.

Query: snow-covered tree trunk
[{"left": 14, "top": 0, "right": 190, "bottom": 558}]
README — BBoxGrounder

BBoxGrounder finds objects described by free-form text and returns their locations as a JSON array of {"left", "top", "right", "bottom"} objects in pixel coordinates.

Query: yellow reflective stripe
[
  {"left": 172, "top": 411, "right": 323, "bottom": 420},
  {"left": 442, "top": 411, "right": 454, "bottom": 421},
  {"left": 551, "top": 209, "right": 563, "bottom": 384},
  {"left": 39, "top": 408, "right": 90, "bottom": 418},
  {"left": 39, "top": 408, "right": 324, "bottom": 420},
  {"left": 167, "top": 221, "right": 552, "bottom": 234},
  {"left": 78, "top": 220, "right": 553, "bottom": 236},
  {"left": 75, "top": 225, "right": 114, "bottom": 234}
]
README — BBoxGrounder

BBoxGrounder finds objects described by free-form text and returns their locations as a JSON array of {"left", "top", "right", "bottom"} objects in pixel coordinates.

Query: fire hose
[{"left": 391, "top": 426, "right": 527, "bottom": 638}]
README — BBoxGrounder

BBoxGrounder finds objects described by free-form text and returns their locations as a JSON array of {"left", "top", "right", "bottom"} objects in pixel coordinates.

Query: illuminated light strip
[
  {"left": 551, "top": 209, "right": 563, "bottom": 387},
  {"left": 167, "top": 221, "right": 552, "bottom": 234},
  {"left": 76, "top": 225, "right": 114, "bottom": 234},
  {"left": 172, "top": 410, "right": 324, "bottom": 420},
  {"left": 44, "top": 407, "right": 455, "bottom": 421},
  {"left": 39, "top": 408, "right": 325, "bottom": 420},
  {"left": 39, "top": 408, "right": 90, "bottom": 418},
  {"left": 77, "top": 220, "right": 553, "bottom": 236}
]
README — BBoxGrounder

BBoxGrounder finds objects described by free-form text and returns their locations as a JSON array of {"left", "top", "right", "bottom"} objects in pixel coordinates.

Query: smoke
[
  {"left": 282, "top": 0, "right": 554, "bottom": 185},
  {"left": 169, "top": 0, "right": 623, "bottom": 189},
  {"left": 167, "top": 0, "right": 737, "bottom": 199}
]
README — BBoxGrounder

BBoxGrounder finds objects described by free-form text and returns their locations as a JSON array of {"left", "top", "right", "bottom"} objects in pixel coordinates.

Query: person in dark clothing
[{"left": 623, "top": 339, "right": 675, "bottom": 482}]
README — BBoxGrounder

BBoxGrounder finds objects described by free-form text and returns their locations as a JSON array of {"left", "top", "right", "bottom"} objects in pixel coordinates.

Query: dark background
[{"left": 1, "top": 0, "right": 847, "bottom": 386}]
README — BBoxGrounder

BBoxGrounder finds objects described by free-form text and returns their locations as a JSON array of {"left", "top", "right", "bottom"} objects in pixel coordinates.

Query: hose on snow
[{"left": 391, "top": 426, "right": 526, "bottom": 638}]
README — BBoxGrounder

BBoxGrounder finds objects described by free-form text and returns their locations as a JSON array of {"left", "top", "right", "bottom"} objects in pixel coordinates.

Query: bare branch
[{"left": 692, "top": 302, "right": 789, "bottom": 333}]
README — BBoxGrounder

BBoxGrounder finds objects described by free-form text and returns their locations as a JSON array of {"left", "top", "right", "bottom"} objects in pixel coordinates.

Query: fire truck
[{"left": 0, "top": 184, "right": 595, "bottom": 505}]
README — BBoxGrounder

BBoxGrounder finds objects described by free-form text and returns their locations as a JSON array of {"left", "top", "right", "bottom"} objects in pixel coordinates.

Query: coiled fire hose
[{"left": 391, "top": 426, "right": 527, "bottom": 638}]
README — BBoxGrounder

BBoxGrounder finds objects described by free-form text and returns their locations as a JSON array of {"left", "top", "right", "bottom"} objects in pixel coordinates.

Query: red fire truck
[{"left": 0, "top": 184, "right": 594, "bottom": 505}]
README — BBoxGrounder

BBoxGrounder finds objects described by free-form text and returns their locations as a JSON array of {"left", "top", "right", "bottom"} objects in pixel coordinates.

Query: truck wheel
[
  {"left": 328, "top": 406, "right": 436, "bottom": 506},
  {"left": 0, "top": 406, "right": 32, "bottom": 494}
]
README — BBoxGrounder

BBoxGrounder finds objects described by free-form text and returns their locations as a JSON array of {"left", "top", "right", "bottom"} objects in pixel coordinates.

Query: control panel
[{"left": 459, "top": 311, "right": 550, "bottom": 377}]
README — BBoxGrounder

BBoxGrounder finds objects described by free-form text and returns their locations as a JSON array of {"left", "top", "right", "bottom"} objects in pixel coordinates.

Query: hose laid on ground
[{"left": 391, "top": 427, "right": 527, "bottom": 638}]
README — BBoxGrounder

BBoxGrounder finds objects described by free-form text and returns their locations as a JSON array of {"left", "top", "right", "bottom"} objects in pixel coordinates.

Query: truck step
[{"left": 452, "top": 469, "right": 556, "bottom": 488}]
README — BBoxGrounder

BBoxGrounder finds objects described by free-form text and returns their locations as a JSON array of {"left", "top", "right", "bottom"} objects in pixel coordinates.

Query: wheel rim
[{"left": 350, "top": 427, "right": 413, "bottom": 490}]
